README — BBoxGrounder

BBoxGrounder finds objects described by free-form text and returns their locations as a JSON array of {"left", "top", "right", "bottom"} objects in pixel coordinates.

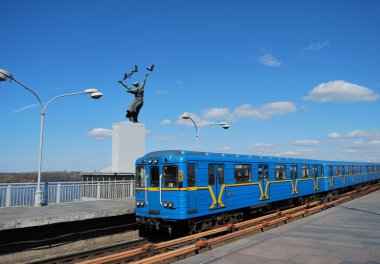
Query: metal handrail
[{"left": 0, "top": 180, "right": 135, "bottom": 208}]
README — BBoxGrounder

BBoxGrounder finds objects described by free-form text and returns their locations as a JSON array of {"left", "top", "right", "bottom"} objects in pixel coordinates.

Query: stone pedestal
[{"left": 112, "top": 121, "right": 145, "bottom": 173}]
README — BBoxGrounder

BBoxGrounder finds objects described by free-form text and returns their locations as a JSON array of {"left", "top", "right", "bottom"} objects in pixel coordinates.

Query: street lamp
[
  {"left": 0, "top": 68, "right": 103, "bottom": 206},
  {"left": 181, "top": 112, "right": 230, "bottom": 148}
]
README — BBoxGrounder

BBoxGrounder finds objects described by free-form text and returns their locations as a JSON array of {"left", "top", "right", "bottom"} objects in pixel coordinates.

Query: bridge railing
[{"left": 0, "top": 180, "right": 135, "bottom": 208}]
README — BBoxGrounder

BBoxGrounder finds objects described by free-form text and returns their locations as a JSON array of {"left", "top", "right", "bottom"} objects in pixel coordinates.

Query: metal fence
[{"left": 0, "top": 180, "right": 135, "bottom": 208}]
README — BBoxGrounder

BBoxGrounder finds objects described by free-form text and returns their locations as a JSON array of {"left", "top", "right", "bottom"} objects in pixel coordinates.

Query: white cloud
[
  {"left": 303, "top": 80, "right": 379, "bottom": 102},
  {"left": 258, "top": 53, "right": 282, "bottom": 67},
  {"left": 202, "top": 108, "right": 232, "bottom": 121},
  {"left": 347, "top": 129, "right": 380, "bottom": 139},
  {"left": 233, "top": 102, "right": 297, "bottom": 120},
  {"left": 88, "top": 128, "right": 112, "bottom": 140},
  {"left": 328, "top": 132, "right": 341, "bottom": 139},
  {"left": 254, "top": 142, "right": 276, "bottom": 147},
  {"left": 274, "top": 150, "right": 312, "bottom": 157},
  {"left": 217, "top": 146, "right": 234, "bottom": 152},
  {"left": 293, "top": 140, "right": 320, "bottom": 146},
  {"left": 177, "top": 113, "right": 215, "bottom": 127},
  {"left": 12, "top": 103, "right": 39, "bottom": 113},
  {"left": 303, "top": 41, "right": 329, "bottom": 52},
  {"left": 160, "top": 119, "right": 171, "bottom": 125}
]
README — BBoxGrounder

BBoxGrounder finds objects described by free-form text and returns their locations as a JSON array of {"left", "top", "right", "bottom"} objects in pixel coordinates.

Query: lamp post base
[{"left": 34, "top": 190, "right": 42, "bottom": 207}]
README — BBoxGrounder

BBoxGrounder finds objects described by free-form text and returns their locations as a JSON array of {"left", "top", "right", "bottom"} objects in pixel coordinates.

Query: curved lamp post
[
  {"left": 0, "top": 69, "right": 103, "bottom": 206},
  {"left": 181, "top": 112, "right": 230, "bottom": 149}
]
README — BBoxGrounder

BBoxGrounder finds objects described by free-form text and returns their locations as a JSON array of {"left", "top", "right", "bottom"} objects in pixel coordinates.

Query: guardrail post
[
  {"left": 5, "top": 185, "right": 11, "bottom": 207},
  {"left": 56, "top": 183, "right": 61, "bottom": 204},
  {"left": 97, "top": 182, "right": 101, "bottom": 200},
  {"left": 129, "top": 181, "right": 134, "bottom": 197},
  {"left": 44, "top": 181, "right": 49, "bottom": 205}
]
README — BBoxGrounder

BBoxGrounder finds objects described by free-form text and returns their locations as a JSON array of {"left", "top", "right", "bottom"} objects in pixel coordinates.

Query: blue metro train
[{"left": 135, "top": 150, "right": 380, "bottom": 233}]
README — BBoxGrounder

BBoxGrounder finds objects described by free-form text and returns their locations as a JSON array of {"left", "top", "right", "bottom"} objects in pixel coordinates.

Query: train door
[
  {"left": 148, "top": 166, "right": 160, "bottom": 208},
  {"left": 208, "top": 164, "right": 226, "bottom": 209},
  {"left": 187, "top": 163, "right": 198, "bottom": 214},
  {"left": 258, "top": 164, "right": 269, "bottom": 200},
  {"left": 290, "top": 165, "right": 298, "bottom": 194}
]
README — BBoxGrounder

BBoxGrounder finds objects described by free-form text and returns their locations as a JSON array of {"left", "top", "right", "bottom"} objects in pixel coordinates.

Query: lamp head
[
  {"left": 84, "top": 88, "right": 98, "bottom": 93},
  {"left": 219, "top": 122, "right": 230, "bottom": 129},
  {"left": 182, "top": 112, "right": 190, "bottom": 119},
  {"left": 0, "top": 69, "right": 13, "bottom": 82},
  {"left": 90, "top": 91, "right": 102, "bottom": 99}
]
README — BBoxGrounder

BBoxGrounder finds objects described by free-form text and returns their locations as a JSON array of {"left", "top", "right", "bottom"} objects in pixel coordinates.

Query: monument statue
[{"left": 118, "top": 64, "right": 154, "bottom": 123}]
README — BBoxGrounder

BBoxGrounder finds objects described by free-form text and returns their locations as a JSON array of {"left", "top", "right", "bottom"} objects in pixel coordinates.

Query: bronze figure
[{"left": 118, "top": 64, "right": 154, "bottom": 123}]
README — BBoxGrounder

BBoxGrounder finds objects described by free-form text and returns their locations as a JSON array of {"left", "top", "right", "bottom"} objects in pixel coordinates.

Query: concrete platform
[
  {"left": 176, "top": 190, "right": 380, "bottom": 264},
  {"left": 0, "top": 198, "right": 135, "bottom": 231}
]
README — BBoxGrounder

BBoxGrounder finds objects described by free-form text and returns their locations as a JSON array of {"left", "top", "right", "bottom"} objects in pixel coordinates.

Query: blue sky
[{"left": 1, "top": 0, "right": 379, "bottom": 172}]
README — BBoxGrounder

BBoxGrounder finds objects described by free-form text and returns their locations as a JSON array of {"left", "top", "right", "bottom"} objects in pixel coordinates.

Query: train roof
[{"left": 137, "top": 150, "right": 378, "bottom": 165}]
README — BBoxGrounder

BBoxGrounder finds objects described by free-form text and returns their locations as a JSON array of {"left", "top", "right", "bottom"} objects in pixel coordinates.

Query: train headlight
[
  {"left": 140, "top": 201, "right": 145, "bottom": 207},
  {"left": 136, "top": 201, "right": 141, "bottom": 207},
  {"left": 148, "top": 158, "right": 152, "bottom": 164},
  {"left": 163, "top": 201, "right": 168, "bottom": 208},
  {"left": 168, "top": 201, "right": 174, "bottom": 208},
  {"left": 154, "top": 158, "right": 158, "bottom": 164}
]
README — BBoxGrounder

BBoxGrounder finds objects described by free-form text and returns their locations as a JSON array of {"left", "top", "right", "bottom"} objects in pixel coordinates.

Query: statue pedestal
[{"left": 112, "top": 121, "right": 145, "bottom": 173}]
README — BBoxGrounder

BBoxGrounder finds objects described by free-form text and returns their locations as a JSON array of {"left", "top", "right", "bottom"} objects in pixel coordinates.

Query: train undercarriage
[{"left": 137, "top": 182, "right": 374, "bottom": 237}]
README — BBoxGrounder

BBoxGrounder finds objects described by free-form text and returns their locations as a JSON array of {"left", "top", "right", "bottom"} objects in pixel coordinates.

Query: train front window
[
  {"left": 136, "top": 166, "right": 146, "bottom": 187},
  {"left": 150, "top": 167, "right": 159, "bottom": 187},
  {"left": 163, "top": 165, "right": 179, "bottom": 188},
  {"left": 187, "top": 164, "right": 196, "bottom": 187}
]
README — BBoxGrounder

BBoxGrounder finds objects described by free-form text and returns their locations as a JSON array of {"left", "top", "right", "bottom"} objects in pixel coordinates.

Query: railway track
[{"left": 71, "top": 183, "right": 379, "bottom": 264}]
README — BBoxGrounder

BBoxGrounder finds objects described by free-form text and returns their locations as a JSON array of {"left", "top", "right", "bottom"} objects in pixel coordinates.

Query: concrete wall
[{"left": 112, "top": 122, "right": 145, "bottom": 173}]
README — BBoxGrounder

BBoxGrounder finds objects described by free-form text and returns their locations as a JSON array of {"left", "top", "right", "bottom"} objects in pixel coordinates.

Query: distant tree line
[{"left": 0, "top": 171, "right": 82, "bottom": 183}]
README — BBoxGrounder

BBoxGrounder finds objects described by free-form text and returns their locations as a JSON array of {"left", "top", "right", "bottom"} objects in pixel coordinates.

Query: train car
[{"left": 135, "top": 150, "right": 380, "bottom": 234}]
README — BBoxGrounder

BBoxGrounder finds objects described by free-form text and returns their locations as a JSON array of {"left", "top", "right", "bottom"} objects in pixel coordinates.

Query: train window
[
  {"left": 208, "top": 164, "right": 224, "bottom": 184},
  {"left": 258, "top": 165, "right": 269, "bottom": 180},
  {"left": 341, "top": 166, "right": 345, "bottom": 175},
  {"left": 302, "top": 165, "right": 309, "bottom": 178},
  {"left": 150, "top": 167, "right": 159, "bottom": 187},
  {"left": 136, "top": 166, "right": 146, "bottom": 187},
  {"left": 347, "top": 166, "right": 350, "bottom": 175},
  {"left": 336, "top": 166, "right": 340, "bottom": 176},
  {"left": 163, "top": 165, "right": 179, "bottom": 188},
  {"left": 312, "top": 165, "right": 318, "bottom": 178},
  {"left": 218, "top": 166, "right": 224, "bottom": 184},
  {"left": 320, "top": 165, "right": 324, "bottom": 176},
  {"left": 275, "top": 165, "right": 286, "bottom": 180},
  {"left": 355, "top": 166, "right": 359, "bottom": 174},
  {"left": 234, "top": 164, "right": 251, "bottom": 183},
  {"left": 187, "top": 164, "right": 196, "bottom": 187},
  {"left": 329, "top": 165, "right": 333, "bottom": 177},
  {"left": 208, "top": 164, "right": 215, "bottom": 185},
  {"left": 290, "top": 165, "right": 298, "bottom": 179}
]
